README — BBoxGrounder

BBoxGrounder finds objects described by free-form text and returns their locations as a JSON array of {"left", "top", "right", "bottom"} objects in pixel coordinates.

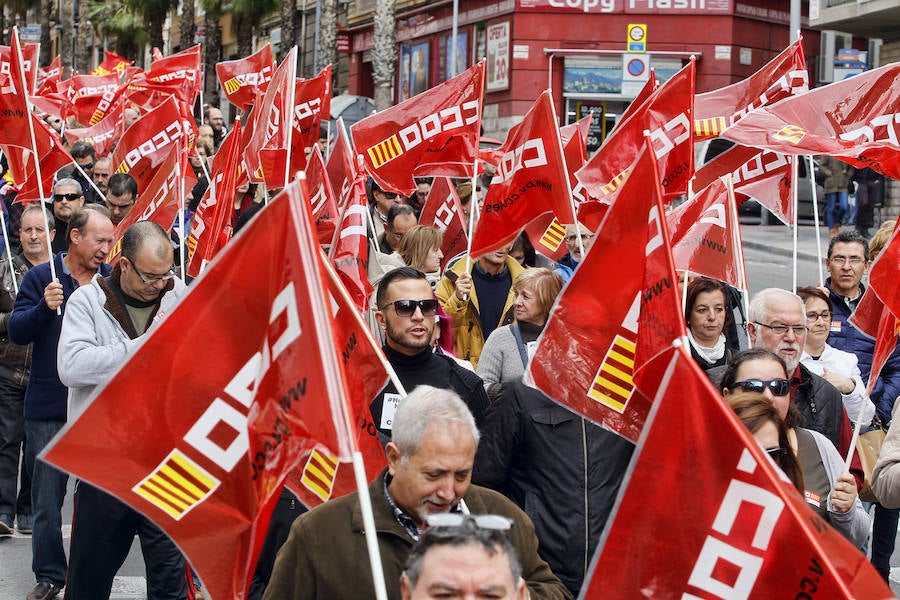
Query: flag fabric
[
  {"left": 0, "top": 39, "right": 39, "bottom": 94},
  {"left": 0, "top": 31, "right": 34, "bottom": 151},
  {"left": 720, "top": 61, "right": 900, "bottom": 179},
  {"left": 63, "top": 101, "right": 123, "bottom": 157},
  {"left": 65, "top": 73, "right": 121, "bottom": 126},
  {"left": 351, "top": 61, "right": 484, "bottom": 196},
  {"left": 525, "top": 141, "right": 684, "bottom": 443},
  {"left": 42, "top": 178, "right": 374, "bottom": 600},
  {"left": 577, "top": 59, "right": 695, "bottom": 201},
  {"left": 35, "top": 55, "right": 61, "bottom": 92},
  {"left": 304, "top": 146, "right": 340, "bottom": 246},
  {"left": 188, "top": 121, "right": 243, "bottom": 278},
  {"left": 694, "top": 39, "right": 808, "bottom": 140},
  {"left": 329, "top": 174, "right": 373, "bottom": 312},
  {"left": 418, "top": 177, "right": 468, "bottom": 270},
  {"left": 110, "top": 95, "right": 195, "bottom": 194},
  {"left": 243, "top": 47, "right": 297, "bottom": 189},
  {"left": 523, "top": 216, "right": 569, "bottom": 261},
  {"left": 693, "top": 144, "right": 796, "bottom": 225},
  {"left": 580, "top": 344, "right": 892, "bottom": 600},
  {"left": 216, "top": 44, "right": 274, "bottom": 109},
  {"left": 325, "top": 118, "right": 357, "bottom": 211},
  {"left": 291, "top": 65, "right": 332, "bottom": 175},
  {"left": 135, "top": 45, "right": 202, "bottom": 105},
  {"left": 469, "top": 90, "right": 573, "bottom": 258},
  {"left": 90, "top": 50, "right": 132, "bottom": 76},
  {"left": 667, "top": 176, "right": 746, "bottom": 290},
  {"left": 286, "top": 256, "right": 388, "bottom": 507}
]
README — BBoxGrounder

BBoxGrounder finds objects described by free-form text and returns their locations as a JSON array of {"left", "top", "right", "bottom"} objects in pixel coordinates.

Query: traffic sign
[{"left": 627, "top": 23, "right": 647, "bottom": 54}]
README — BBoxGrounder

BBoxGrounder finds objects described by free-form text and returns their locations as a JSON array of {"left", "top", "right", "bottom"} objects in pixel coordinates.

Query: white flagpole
[
  {"left": 725, "top": 174, "right": 751, "bottom": 320},
  {"left": 282, "top": 47, "right": 298, "bottom": 190},
  {"left": 791, "top": 155, "right": 799, "bottom": 294},
  {"left": 0, "top": 207, "right": 17, "bottom": 296},
  {"left": 72, "top": 160, "right": 107, "bottom": 204},
  {"left": 808, "top": 155, "right": 825, "bottom": 285},
  {"left": 178, "top": 138, "right": 187, "bottom": 278}
]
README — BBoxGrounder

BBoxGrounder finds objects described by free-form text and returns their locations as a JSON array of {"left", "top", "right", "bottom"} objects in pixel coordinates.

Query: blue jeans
[
  {"left": 24, "top": 419, "right": 68, "bottom": 587},
  {"left": 825, "top": 191, "right": 849, "bottom": 229}
]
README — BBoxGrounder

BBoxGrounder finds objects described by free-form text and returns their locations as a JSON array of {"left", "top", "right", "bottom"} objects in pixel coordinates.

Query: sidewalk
[{"left": 741, "top": 222, "right": 840, "bottom": 264}]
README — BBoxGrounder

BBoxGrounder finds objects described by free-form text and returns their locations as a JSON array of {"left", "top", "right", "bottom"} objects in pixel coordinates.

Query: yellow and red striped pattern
[
  {"left": 600, "top": 168, "right": 632, "bottom": 196},
  {"left": 773, "top": 125, "right": 806, "bottom": 144},
  {"left": 538, "top": 219, "right": 566, "bottom": 253},
  {"left": 223, "top": 77, "right": 241, "bottom": 95},
  {"left": 132, "top": 450, "right": 220, "bottom": 521},
  {"left": 366, "top": 135, "right": 404, "bottom": 168},
  {"left": 694, "top": 116, "right": 727, "bottom": 138},
  {"left": 301, "top": 449, "right": 339, "bottom": 503},
  {"left": 587, "top": 334, "right": 636, "bottom": 413}
]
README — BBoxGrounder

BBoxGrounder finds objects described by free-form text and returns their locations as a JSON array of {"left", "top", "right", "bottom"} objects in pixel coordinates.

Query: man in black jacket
[{"left": 371, "top": 267, "right": 489, "bottom": 438}]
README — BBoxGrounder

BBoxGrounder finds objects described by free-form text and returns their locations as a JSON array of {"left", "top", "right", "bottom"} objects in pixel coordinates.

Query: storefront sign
[
  {"left": 486, "top": 22, "right": 510, "bottom": 92},
  {"left": 517, "top": 0, "right": 732, "bottom": 13}
]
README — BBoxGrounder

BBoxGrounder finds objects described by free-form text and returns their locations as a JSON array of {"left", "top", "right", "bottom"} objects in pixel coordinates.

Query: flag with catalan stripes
[
  {"left": 351, "top": 61, "right": 484, "bottom": 197},
  {"left": 526, "top": 140, "right": 684, "bottom": 442},
  {"left": 133, "top": 450, "right": 220, "bottom": 520},
  {"left": 215, "top": 44, "right": 273, "bottom": 109}
]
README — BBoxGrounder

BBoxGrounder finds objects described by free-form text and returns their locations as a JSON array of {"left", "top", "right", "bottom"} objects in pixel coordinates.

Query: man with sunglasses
[
  {"left": 371, "top": 267, "right": 489, "bottom": 438},
  {"left": 265, "top": 386, "right": 568, "bottom": 600},
  {"left": 56, "top": 220, "right": 188, "bottom": 599},
  {"left": 8, "top": 205, "right": 113, "bottom": 600},
  {"left": 48, "top": 178, "right": 85, "bottom": 255}
]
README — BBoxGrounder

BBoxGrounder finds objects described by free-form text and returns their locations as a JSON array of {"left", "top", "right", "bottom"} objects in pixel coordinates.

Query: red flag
[
  {"left": 42, "top": 178, "right": 371, "bottom": 600},
  {"left": 305, "top": 146, "right": 340, "bottom": 246},
  {"left": 290, "top": 65, "right": 332, "bottom": 176},
  {"left": 0, "top": 39, "right": 38, "bottom": 94},
  {"left": 65, "top": 73, "right": 121, "bottom": 126},
  {"left": 243, "top": 47, "right": 297, "bottom": 189},
  {"left": 351, "top": 61, "right": 484, "bottom": 196},
  {"left": 35, "top": 55, "right": 61, "bottom": 91},
  {"left": 110, "top": 95, "right": 195, "bottom": 194},
  {"left": 107, "top": 147, "right": 187, "bottom": 264},
  {"left": 525, "top": 141, "right": 684, "bottom": 442},
  {"left": 577, "top": 59, "right": 695, "bottom": 201},
  {"left": 469, "top": 90, "right": 573, "bottom": 258},
  {"left": 63, "top": 100, "right": 123, "bottom": 157},
  {"left": 89, "top": 50, "right": 132, "bottom": 76},
  {"left": 523, "top": 216, "right": 569, "bottom": 261},
  {"left": 329, "top": 174, "right": 373, "bottom": 312},
  {"left": 694, "top": 39, "right": 808, "bottom": 140},
  {"left": 188, "top": 122, "right": 243, "bottom": 278},
  {"left": 418, "top": 177, "right": 468, "bottom": 270},
  {"left": 286, "top": 256, "right": 388, "bottom": 507},
  {"left": 139, "top": 45, "right": 202, "bottom": 105},
  {"left": 581, "top": 345, "right": 890, "bottom": 599},
  {"left": 667, "top": 176, "right": 746, "bottom": 290},
  {"left": 721, "top": 62, "right": 900, "bottom": 179},
  {"left": 0, "top": 32, "right": 34, "bottom": 151},
  {"left": 216, "top": 44, "right": 274, "bottom": 109},
  {"left": 325, "top": 118, "right": 357, "bottom": 210}
]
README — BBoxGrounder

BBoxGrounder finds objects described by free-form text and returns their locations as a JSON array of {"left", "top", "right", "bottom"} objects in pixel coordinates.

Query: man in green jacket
[{"left": 264, "top": 385, "right": 570, "bottom": 600}]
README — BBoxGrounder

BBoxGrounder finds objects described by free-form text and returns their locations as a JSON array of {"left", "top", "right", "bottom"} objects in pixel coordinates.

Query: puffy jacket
[
  {"left": 435, "top": 255, "right": 523, "bottom": 370},
  {"left": 473, "top": 380, "right": 634, "bottom": 597},
  {"left": 826, "top": 279, "right": 900, "bottom": 422},
  {"left": 0, "top": 254, "right": 36, "bottom": 386}
]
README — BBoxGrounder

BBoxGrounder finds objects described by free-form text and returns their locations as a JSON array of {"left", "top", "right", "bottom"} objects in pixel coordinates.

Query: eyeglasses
[
  {"left": 805, "top": 310, "right": 832, "bottom": 322},
  {"left": 565, "top": 234, "right": 593, "bottom": 243},
  {"left": 425, "top": 513, "right": 513, "bottom": 531},
  {"left": 829, "top": 256, "right": 865, "bottom": 266},
  {"left": 126, "top": 258, "right": 176, "bottom": 284},
  {"left": 378, "top": 299, "right": 439, "bottom": 317},
  {"left": 732, "top": 378, "right": 791, "bottom": 396},
  {"left": 752, "top": 321, "right": 807, "bottom": 336},
  {"left": 765, "top": 447, "right": 785, "bottom": 461},
  {"left": 376, "top": 190, "right": 398, "bottom": 199},
  {"left": 76, "top": 161, "right": 95, "bottom": 170},
  {"left": 53, "top": 193, "right": 81, "bottom": 202}
]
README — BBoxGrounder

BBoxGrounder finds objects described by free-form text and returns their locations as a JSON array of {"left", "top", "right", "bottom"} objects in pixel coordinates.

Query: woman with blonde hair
[
  {"left": 477, "top": 267, "right": 564, "bottom": 400},
  {"left": 397, "top": 225, "right": 444, "bottom": 289}
]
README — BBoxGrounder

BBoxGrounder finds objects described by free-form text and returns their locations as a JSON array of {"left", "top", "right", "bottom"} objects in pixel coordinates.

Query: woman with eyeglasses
[
  {"left": 720, "top": 349, "right": 869, "bottom": 548},
  {"left": 684, "top": 277, "right": 737, "bottom": 374},
  {"left": 476, "top": 268, "right": 563, "bottom": 401},
  {"left": 797, "top": 286, "right": 876, "bottom": 427}
]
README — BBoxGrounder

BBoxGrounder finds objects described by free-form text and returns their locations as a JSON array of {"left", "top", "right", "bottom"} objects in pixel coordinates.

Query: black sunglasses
[
  {"left": 53, "top": 193, "right": 81, "bottom": 202},
  {"left": 766, "top": 447, "right": 785, "bottom": 462},
  {"left": 378, "top": 299, "right": 439, "bottom": 318},
  {"left": 732, "top": 378, "right": 791, "bottom": 396}
]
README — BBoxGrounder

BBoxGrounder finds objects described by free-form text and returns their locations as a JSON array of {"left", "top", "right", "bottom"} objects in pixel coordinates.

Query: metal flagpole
[{"left": 808, "top": 155, "right": 825, "bottom": 285}]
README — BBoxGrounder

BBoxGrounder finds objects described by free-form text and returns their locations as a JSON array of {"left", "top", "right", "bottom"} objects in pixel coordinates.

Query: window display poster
[
  {"left": 446, "top": 32, "right": 468, "bottom": 79},
  {"left": 486, "top": 21, "right": 509, "bottom": 91},
  {"left": 410, "top": 42, "right": 430, "bottom": 96},
  {"left": 399, "top": 45, "right": 411, "bottom": 101}
]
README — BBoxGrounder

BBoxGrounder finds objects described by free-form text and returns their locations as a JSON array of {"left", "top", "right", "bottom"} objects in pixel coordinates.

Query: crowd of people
[{"left": 1, "top": 96, "right": 899, "bottom": 600}]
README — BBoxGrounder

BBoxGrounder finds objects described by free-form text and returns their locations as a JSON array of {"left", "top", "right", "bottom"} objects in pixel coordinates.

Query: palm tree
[
  {"left": 372, "top": 0, "right": 396, "bottom": 110},
  {"left": 200, "top": 0, "right": 222, "bottom": 106},
  {"left": 319, "top": 0, "right": 336, "bottom": 74},
  {"left": 277, "top": 0, "right": 295, "bottom": 61},
  {"left": 179, "top": 0, "right": 195, "bottom": 51},
  {"left": 127, "top": 0, "right": 178, "bottom": 51},
  {"left": 230, "top": 0, "right": 276, "bottom": 59},
  {"left": 86, "top": 0, "right": 148, "bottom": 61}
]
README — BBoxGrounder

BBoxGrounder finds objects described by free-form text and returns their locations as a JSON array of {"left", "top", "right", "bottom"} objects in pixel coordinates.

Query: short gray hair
[
  {"left": 54, "top": 177, "right": 83, "bottom": 195},
  {"left": 21, "top": 204, "right": 55, "bottom": 230},
  {"left": 392, "top": 385, "right": 479, "bottom": 461},
  {"left": 748, "top": 288, "right": 804, "bottom": 324}
]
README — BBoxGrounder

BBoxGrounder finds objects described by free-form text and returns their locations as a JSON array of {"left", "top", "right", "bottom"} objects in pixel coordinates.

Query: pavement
[{"left": 740, "top": 221, "right": 841, "bottom": 264}]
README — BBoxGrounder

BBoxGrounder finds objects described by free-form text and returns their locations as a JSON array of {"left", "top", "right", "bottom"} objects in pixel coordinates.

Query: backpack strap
[{"left": 510, "top": 322, "right": 529, "bottom": 368}]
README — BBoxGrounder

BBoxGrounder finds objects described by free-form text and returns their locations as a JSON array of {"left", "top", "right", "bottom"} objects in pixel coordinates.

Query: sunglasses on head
[
  {"left": 425, "top": 513, "right": 513, "bottom": 531},
  {"left": 732, "top": 378, "right": 791, "bottom": 396},
  {"left": 378, "top": 299, "right": 439, "bottom": 318},
  {"left": 53, "top": 193, "right": 81, "bottom": 202}
]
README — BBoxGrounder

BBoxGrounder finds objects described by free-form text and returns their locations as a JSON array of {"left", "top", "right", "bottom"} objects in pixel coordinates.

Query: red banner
[
  {"left": 133, "top": 45, "right": 202, "bottom": 106},
  {"left": 694, "top": 39, "right": 808, "bottom": 140},
  {"left": 305, "top": 146, "right": 340, "bottom": 246},
  {"left": 525, "top": 142, "right": 684, "bottom": 442},
  {"left": 64, "top": 73, "right": 120, "bottom": 126},
  {"left": 216, "top": 44, "right": 273, "bottom": 110},
  {"left": 35, "top": 55, "right": 61, "bottom": 92},
  {"left": 90, "top": 50, "right": 132, "bottom": 77},
  {"left": 0, "top": 39, "right": 38, "bottom": 94},
  {"left": 418, "top": 177, "right": 468, "bottom": 270},
  {"left": 470, "top": 90, "right": 573, "bottom": 258},
  {"left": 351, "top": 61, "right": 484, "bottom": 196},
  {"left": 290, "top": 65, "right": 332, "bottom": 177},
  {"left": 325, "top": 118, "right": 357, "bottom": 211},
  {"left": 581, "top": 345, "right": 890, "bottom": 599},
  {"left": 64, "top": 100, "right": 123, "bottom": 157},
  {"left": 577, "top": 59, "right": 695, "bottom": 201},
  {"left": 721, "top": 62, "right": 900, "bottom": 180},
  {"left": 329, "top": 174, "right": 373, "bottom": 313},
  {"left": 668, "top": 176, "right": 746, "bottom": 290},
  {"left": 42, "top": 179, "right": 372, "bottom": 600}
]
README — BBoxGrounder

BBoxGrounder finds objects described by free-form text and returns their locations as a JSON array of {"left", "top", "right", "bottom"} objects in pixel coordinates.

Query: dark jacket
[
  {"left": 793, "top": 363, "right": 848, "bottom": 451},
  {"left": 7, "top": 253, "right": 111, "bottom": 421},
  {"left": 0, "top": 254, "right": 36, "bottom": 386},
  {"left": 263, "top": 469, "right": 571, "bottom": 600},
  {"left": 473, "top": 381, "right": 634, "bottom": 597},
  {"left": 826, "top": 278, "right": 900, "bottom": 422}
]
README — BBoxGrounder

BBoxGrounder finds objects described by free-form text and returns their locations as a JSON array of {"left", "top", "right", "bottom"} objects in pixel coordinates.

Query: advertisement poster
[
  {"left": 486, "top": 21, "right": 509, "bottom": 92},
  {"left": 399, "top": 45, "right": 410, "bottom": 101},
  {"left": 410, "top": 42, "right": 430, "bottom": 96},
  {"left": 446, "top": 32, "right": 469, "bottom": 80}
]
